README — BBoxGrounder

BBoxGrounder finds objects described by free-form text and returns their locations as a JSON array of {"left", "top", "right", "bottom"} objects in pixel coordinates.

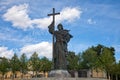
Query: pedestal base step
[{"left": 49, "top": 70, "right": 71, "bottom": 77}]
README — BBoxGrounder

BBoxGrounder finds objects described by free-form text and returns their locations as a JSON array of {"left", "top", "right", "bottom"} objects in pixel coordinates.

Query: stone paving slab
[{"left": 30, "top": 78, "right": 107, "bottom": 80}]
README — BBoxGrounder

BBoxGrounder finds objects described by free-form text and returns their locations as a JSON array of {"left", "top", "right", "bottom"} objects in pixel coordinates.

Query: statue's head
[{"left": 57, "top": 23, "right": 63, "bottom": 30}]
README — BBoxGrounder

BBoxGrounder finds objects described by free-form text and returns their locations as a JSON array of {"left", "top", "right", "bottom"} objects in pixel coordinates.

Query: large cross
[{"left": 48, "top": 8, "right": 60, "bottom": 28}]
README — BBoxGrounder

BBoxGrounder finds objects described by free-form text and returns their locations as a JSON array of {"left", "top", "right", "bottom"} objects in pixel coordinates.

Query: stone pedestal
[{"left": 49, "top": 70, "right": 71, "bottom": 77}]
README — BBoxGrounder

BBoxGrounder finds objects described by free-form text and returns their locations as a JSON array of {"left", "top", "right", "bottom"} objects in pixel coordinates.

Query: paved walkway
[{"left": 30, "top": 78, "right": 107, "bottom": 80}]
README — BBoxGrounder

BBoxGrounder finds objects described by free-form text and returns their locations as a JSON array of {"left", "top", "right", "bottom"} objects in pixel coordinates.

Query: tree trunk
[
  {"left": 97, "top": 71, "right": 98, "bottom": 78},
  {"left": 35, "top": 71, "right": 37, "bottom": 78},
  {"left": 108, "top": 74, "right": 110, "bottom": 80},
  {"left": 33, "top": 70, "right": 34, "bottom": 78},
  {"left": 107, "top": 72, "right": 110, "bottom": 80},
  {"left": 12, "top": 73, "right": 15, "bottom": 80},
  {"left": 21, "top": 72, "right": 23, "bottom": 79},
  {"left": 44, "top": 71, "right": 46, "bottom": 77},
  {"left": 2, "top": 74, "right": 4, "bottom": 80},
  {"left": 116, "top": 74, "right": 118, "bottom": 80}
]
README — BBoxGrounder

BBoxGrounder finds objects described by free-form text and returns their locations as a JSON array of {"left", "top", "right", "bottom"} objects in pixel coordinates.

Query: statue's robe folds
[{"left": 48, "top": 24, "right": 72, "bottom": 69}]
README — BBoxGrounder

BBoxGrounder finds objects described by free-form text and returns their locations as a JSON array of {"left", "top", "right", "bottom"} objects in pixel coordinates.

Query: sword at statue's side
[{"left": 48, "top": 8, "right": 60, "bottom": 69}]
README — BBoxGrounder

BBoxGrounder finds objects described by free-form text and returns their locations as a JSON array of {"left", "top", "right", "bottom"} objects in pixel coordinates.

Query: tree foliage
[
  {"left": 10, "top": 53, "right": 20, "bottom": 79},
  {"left": 28, "top": 52, "right": 52, "bottom": 77},
  {"left": 40, "top": 57, "right": 52, "bottom": 72},
  {"left": 79, "top": 44, "right": 116, "bottom": 79},
  {"left": 0, "top": 57, "right": 9, "bottom": 80},
  {"left": 81, "top": 47, "right": 98, "bottom": 69},
  {"left": 20, "top": 53, "right": 28, "bottom": 78},
  {"left": 67, "top": 51, "right": 79, "bottom": 70},
  {"left": 29, "top": 52, "right": 40, "bottom": 77}
]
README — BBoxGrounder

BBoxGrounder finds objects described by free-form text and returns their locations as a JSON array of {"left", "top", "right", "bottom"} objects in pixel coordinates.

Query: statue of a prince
[
  {"left": 48, "top": 23, "right": 73, "bottom": 69},
  {"left": 48, "top": 8, "right": 73, "bottom": 70}
]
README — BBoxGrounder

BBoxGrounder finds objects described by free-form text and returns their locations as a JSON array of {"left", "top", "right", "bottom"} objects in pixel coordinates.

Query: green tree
[
  {"left": 40, "top": 57, "right": 52, "bottom": 77},
  {"left": 81, "top": 47, "right": 98, "bottom": 69},
  {"left": 79, "top": 44, "right": 116, "bottom": 79},
  {"left": 110, "top": 63, "right": 120, "bottom": 80},
  {"left": 90, "top": 44, "right": 116, "bottom": 79},
  {"left": 0, "top": 57, "right": 9, "bottom": 80},
  {"left": 20, "top": 53, "right": 28, "bottom": 79},
  {"left": 99, "top": 46, "right": 116, "bottom": 79},
  {"left": 67, "top": 51, "right": 79, "bottom": 70},
  {"left": 76, "top": 52, "right": 82, "bottom": 70},
  {"left": 29, "top": 52, "right": 40, "bottom": 77},
  {"left": 10, "top": 54, "right": 20, "bottom": 80}
]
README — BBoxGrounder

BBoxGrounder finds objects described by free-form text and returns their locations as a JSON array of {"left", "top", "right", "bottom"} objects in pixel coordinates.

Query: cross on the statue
[{"left": 48, "top": 8, "right": 60, "bottom": 27}]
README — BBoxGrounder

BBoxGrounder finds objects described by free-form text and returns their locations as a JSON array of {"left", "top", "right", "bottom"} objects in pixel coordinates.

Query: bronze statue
[
  {"left": 48, "top": 8, "right": 72, "bottom": 70},
  {"left": 48, "top": 23, "right": 73, "bottom": 69}
]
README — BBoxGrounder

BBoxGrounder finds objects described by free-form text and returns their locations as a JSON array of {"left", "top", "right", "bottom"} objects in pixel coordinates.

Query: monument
[{"left": 48, "top": 8, "right": 73, "bottom": 77}]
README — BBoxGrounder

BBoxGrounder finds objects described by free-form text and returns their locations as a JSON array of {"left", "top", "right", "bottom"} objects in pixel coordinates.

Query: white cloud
[
  {"left": 32, "top": 17, "right": 52, "bottom": 29},
  {"left": 87, "top": 18, "right": 96, "bottom": 24},
  {"left": 3, "top": 4, "right": 32, "bottom": 29},
  {"left": 56, "top": 7, "right": 81, "bottom": 24},
  {"left": 20, "top": 42, "right": 52, "bottom": 59},
  {"left": 0, "top": 46, "right": 14, "bottom": 59},
  {"left": 3, "top": 4, "right": 82, "bottom": 30}
]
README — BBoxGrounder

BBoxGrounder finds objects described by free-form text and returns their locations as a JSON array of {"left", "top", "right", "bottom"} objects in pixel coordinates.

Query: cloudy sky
[{"left": 0, "top": 0, "right": 120, "bottom": 61}]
